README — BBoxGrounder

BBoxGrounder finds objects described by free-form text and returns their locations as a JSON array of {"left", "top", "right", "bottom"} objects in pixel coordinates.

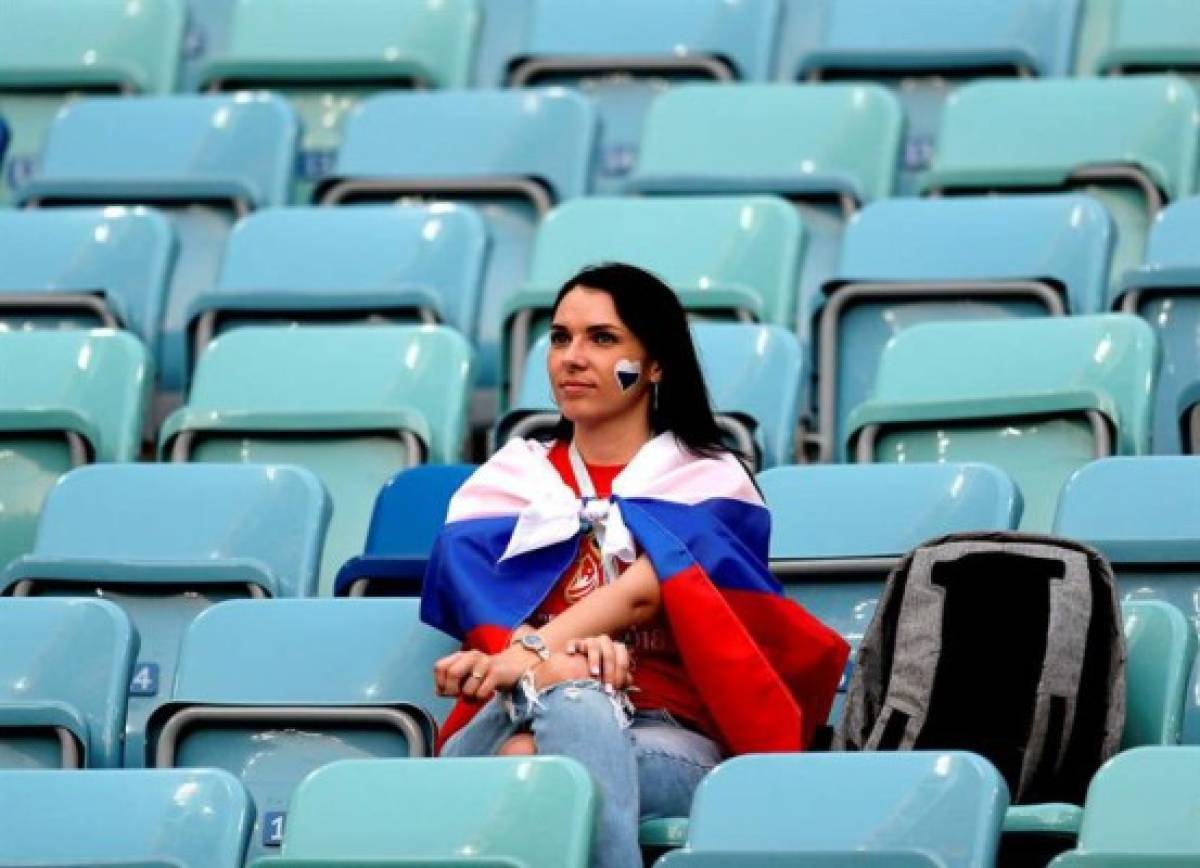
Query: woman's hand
[
  {"left": 474, "top": 644, "right": 542, "bottom": 699},
  {"left": 566, "top": 636, "right": 633, "bottom": 691},
  {"left": 433, "top": 649, "right": 493, "bottom": 699}
]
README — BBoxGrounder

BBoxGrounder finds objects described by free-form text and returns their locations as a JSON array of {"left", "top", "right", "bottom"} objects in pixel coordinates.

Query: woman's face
[{"left": 548, "top": 286, "right": 661, "bottom": 430}]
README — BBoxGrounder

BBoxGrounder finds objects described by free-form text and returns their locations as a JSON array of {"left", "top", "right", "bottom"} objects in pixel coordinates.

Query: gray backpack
[{"left": 834, "top": 532, "right": 1125, "bottom": 805}]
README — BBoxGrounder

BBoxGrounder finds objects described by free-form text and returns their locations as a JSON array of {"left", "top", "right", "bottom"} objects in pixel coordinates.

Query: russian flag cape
[{"left": 421, "top": 434, "right": 849, "bottom": 754}]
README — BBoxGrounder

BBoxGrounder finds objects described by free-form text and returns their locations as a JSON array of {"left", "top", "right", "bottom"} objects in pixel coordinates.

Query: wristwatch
[{"left": 512, "top": 632, "right": 551, "bottom": 662}]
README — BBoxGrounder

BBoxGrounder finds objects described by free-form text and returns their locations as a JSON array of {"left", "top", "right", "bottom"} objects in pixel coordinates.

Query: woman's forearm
[{"left": 534, "top": 554, "right": 661, "bottom": 651}]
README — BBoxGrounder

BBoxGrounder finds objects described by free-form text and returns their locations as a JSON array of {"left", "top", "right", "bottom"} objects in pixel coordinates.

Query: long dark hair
[{"left": 547, "top": 262, "right": 727, "bottom": 458}]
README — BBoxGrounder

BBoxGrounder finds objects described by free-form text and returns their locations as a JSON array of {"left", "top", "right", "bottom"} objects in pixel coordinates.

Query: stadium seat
[
  {"left": 628, "top": 83, "right": 901, "bottom": 347},
  {"left": 1, "top": 464, "right": 330, "bottom": 766},
  {"left": 923, "top": 76, "right": 1199, "bottom": 301},
  {"left": 0, "top": 330, "right": 148, "bottom": 572},
  {"left": 499, "top": 323, "right": 804, "bottom": 469},
  {"left": 1113, "top": 198, "right": 1200, "bottom": 453},
  {"left": 159, "top": 325, "right": 474, "bottom": 592},
  {"left": 15, "top": 94, "right": 298, "bottom": 409},
  {"left": 0, "top": 767, "right": 251, "bottom": 867},
  {"left": 188, "top": 205, "right": 487, "bottom": 368},
  {"left": 318, "top": 90, "right": 595, "bottom": 398},
  {"left": 179, "top": 0, "right": 238, "bottom": 90},
  {"left": 0, "top": 115, "right": 8, "bottom": 168},
  {"left": 846, "top": 315, "right": 1157, "bottom": 531},
  {"left": 0, "top": 208, "right": 175, "bottom": 362},
  {"left": 249, "top": 756, "right": 596, "bottom": 868},
  {"left": 1047, "top": 747, "right": 1200, "bottom": 866},
  {"left": 658, "top": 752, "right": 1007, "bottom": 868},
  {"left": 0, "top": 0, "right": 185, "bottom": 204},
  {"left": 1082, "top": 0, "right": 1200, "bottom": 78},
  {"left": 200, "top": 0, "right": 479, "bottom": 199},
  {"left": 501, "top": 196, "right": 804, "bottom": 407},
  {"left": 0, "top": 598, "right": 135, "bottom": 768},
  {"left": 815, "top": 195, "right": 1113, "bottom": 460},
  {"left": 758, "top": 463, "right": 1021, "bottom": 643},
  {"left": 494, "top": 0, "right": 777, "bottom": 194},
  {"left": 777, "top": 0, "right": 1079, "bottom": 193},
  {"left": 1055, "top": 457, "right": 1200, "bottom": 740},
  {"left": 335, "top": 464, "right": 476, "bottom": 597},
  {"left": 148, "top": 599, "right": 460, "bottom": 862}
]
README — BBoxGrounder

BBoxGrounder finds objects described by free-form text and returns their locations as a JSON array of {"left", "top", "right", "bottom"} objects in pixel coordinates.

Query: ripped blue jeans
[{"left": 441, "top": 677, "right": 723, "bottom": 868}]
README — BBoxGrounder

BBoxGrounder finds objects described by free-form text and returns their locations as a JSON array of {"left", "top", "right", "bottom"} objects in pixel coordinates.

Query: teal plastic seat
[
  {"left": 200, "top": 0, "right": 479, "bottom": 199},
  {"left": 628, "top": 83, "right": 901, "bottom": 347},
  {"left": 179, "top": 0, "right": 237, "bottom": 90},
  {"left": 664, "top": 752, "right": 1007, "bottom": 868},
  {"left": 2, "top": 463, "right": 329, "bottom": 767},
  {"left": 1055, "top": 457, "right": 1200, "bottom": 740},
  {"left": 1113, "top": 198, "right": 1200, "bottom": 453},
  {"left": 1086, "top": 0, "right": 1200, "bottom": 76},
  {"left": 1047, "top": 747, "right": 1200, "bottom": 866},
  {"left": 847, "top": 315, "right": 1158, "bottom": 531},
  {"left": 16, "top": 94, "right": 298, "bottom": 403},
  {"left": 0, "top": 767, "right": 251, "bottom": 867},
  {"left": 816, "top": 195, "right": 1113, "bottom": 460},
  {"left": 318, "top": 90, "right": 595, "bottom": 395},
  {"left": 0, "top": 207, "right": 175, "bottom": 362},
  {"left": 777, "top": 0, "right": 1079, "bottom": 193},
  {"left": 149, "top": 599, "right": 460, "bottom": 863},
  {"left": 0, "top": 329, "right": 148, "bottom": 571},
  {"left": 499, "top": 323, "right": 804, "bottom": 469},
  {"left": 188, "top": 205, "right": 487, "bottom": 368},
  {"left": 923, "top": 76, "right": 1199, "bottom": 301},
  {"left": 0, "top": 598, "right": 134, "bottom": 768},
  {"left": 496, "top": 0, "right": 777, "bottom": 194},
  {"left": 501, "top": 196, "right": 804, "bottom": 406},
  {"left": 159, "top": 325, "right": 474, "bottom": 592},
  {"left": 250, "top": 756, "right": 596, "bottom": 868},
  {"left": 0, "top": 0, "right": 185, "bottom": 204}
]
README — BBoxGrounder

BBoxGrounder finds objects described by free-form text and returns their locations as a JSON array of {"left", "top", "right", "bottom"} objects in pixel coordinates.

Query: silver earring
[{"left": 653, "top": 382, "right": 659, "bottom": 412}]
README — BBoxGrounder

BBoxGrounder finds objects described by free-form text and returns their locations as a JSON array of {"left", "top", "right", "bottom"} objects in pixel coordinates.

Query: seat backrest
[
  {"left": 201, "top": 0, "right": 479, "bottom": 89},
  {"left": 1088, "top": 0, "right": 1200, "bottom": 74},
  {"left": 1075, "top": 746, "right": 1200, "bottom": 852},
  {"left": 0, "top": 207, "right": 175, "bottom": 357},
  {"left": 1121, "top": 600, "right": 1195, "bottom": 748},
  {"left": 0, "top": 598, "right": 135, "bottom": 768},
  {"left": 0, "top": 329, "right": 149, "bottom": 462},
  {"left": 628, "top": 83, "right": 901, "bottom": 206},
  {"left": 201, "top": 204, "right": 488, "bottom": 338},
  {"left": 1118, "top": 197, "right": 1200, "bottom": 304},
  {"left": 685, "top": 752, "right": 1008, "bottom": 868},
  {"left": 783, "top": 0, "right": 1079, "bottom": 80},
  {"left": 3, "top": 463, "right": 330, "bottom": 599},
  {"left": 275, "top": 756, "right": 596, "bottom": 868},
  {"left": 0, "top": 767, "right": 251, "bottom": 867},
  {"left": 759, "top": 463, "right": 1022, "bottom": 561}
]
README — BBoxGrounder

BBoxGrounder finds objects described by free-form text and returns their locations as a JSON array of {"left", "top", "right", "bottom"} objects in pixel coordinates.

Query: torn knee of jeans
[{"left": 521, "top": 673, "right": 635, "bottom": 728}]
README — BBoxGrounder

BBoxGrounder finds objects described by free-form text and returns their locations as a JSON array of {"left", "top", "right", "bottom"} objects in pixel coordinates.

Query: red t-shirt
[{"left": 539, "top": 442, "right": 718, "bottom": 738}]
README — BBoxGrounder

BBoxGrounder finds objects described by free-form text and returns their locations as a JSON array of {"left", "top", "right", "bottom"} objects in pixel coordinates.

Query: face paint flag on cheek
[{"left": 615, "top": 359, "right": 642, "bottom": 393}]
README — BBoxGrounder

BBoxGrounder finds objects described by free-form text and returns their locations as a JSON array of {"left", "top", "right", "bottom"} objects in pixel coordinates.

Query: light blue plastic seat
[
  {"left": 628, "top": 83, "right": 901, "bottom": 349},
  {"left": 815, "top": 195, "right": 1113, "bottom": 460},
  {"left": 16, "top": 94, "right": 298, "bottom": 408},
  {"left": 149, "top": 598, "right": 459, "bottom": 863},
  {"left": 160, "top": 325, "right": 474, "bottom": 593},
  {"left": 335, "top": 464, "right": 476, "bottom": 597},
  {"left": 662, "top": 752, "right": 1007, "bottom": 868},
  {"left": 179, "top": 0, "right": 238, "bottom": 90},
  {"left": 0, "top": 329, "right": 148, "bottom": 572},
  {"left": 1085, "top": 0, "right": 1200, "bottom": 79},
  {"left": 502, "top": 196, "right": 804, "bottom": 406},
  {"left": 199, "top": 0, "right": 479, "bottom": 199},
  {"left": 1056, "top": 457, "right": 1200, "bottom": 741},
  {"left": 318, "top": 90, "right": 595, "bottom": 398},
  {"left": 0, "top": 0, "right": 185, "bottom": 204},
  {"left": 776, "top": 0, "right": 1079, "bottom": 193},
  {"left": 1047, "top": 747, "right": 1200, "bottom": 867},
  {"left": 0, "top": 598, "right": 134, "bottom": 768},
  {"left": 0, "top": 207, "right": 175, "bottom": 361},
  {"left": 188, "top": 205, "right": 487, "bottom": 369},
  {"left": 923, "top": 76, "right": 1199, "bottom": 302},
  {"left": 499, "top": 323, "right": 804, "bottom": 469},
  {"left": 0, "top": 767, "right": 252, "bottom": 867},
  {"left": 1113, "top": 198, "right": 1200, "bottom": 453},
  {"left": 496, "top": 0, "right": 777, "bottom": 194},
  {"left": 2, "top": 463, "right": 329, "bottom": 767},
  {"left": 847, "top": 315, "right": 1158, "bottom": 531}
]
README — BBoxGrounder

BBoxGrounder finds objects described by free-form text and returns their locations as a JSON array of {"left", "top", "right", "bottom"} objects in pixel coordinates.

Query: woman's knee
[
  {"left": 497, "top": 733, "right": 537, "bottom": 756},
  {"left": 532, "top": 652, "right": 592, "bottom": 690}
]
